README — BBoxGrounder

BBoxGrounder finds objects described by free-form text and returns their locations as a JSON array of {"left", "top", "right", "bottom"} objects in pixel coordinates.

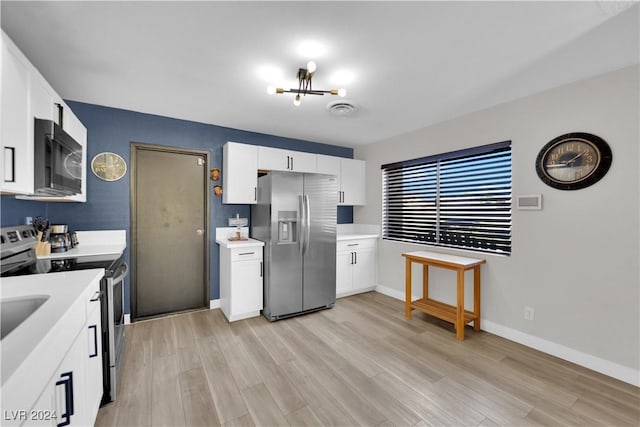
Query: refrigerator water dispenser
[{"left": 277, "top": 211, "right": 297, "bottom": 244}]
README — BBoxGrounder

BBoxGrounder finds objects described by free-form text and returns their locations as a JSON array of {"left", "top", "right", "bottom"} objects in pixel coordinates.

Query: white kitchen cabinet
[
  {"left": 84, "top": 290, "right": 103, "bottom": 426},
  {"left": 340, "top": 158, "right": 366, "bottom": 205},
  {"left": 223, "top": 142, "right": 258, "bottom": 204},
  {"left": 258, "top": 146, "right": 317, "bottom": 173},
  {"left": 1, "top": 30, "right": 87, "bottom": 201},
  {"left": 1, "top": 31, "right": 34, "bottom": 195},
  {"left": 30, "top": 329, "right": 88, "bottom": 426},
  {"left": 219, "top": 242, "right": 264, "bottom": 321},
  {"left": 336, "top": 238, "right": 377, "bottom": 297},
  {"left": 316, "top": 155, "right": 366, "bottom": 206}
]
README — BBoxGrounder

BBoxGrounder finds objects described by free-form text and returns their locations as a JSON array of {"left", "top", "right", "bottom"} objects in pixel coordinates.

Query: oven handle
[{"left": 110, "top": 262, "right": 129, "bottom": 284}]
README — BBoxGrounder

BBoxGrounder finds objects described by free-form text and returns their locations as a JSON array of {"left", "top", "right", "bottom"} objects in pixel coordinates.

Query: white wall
[{"left": 355, "top": 66, "right": 639, "bottom": 385}]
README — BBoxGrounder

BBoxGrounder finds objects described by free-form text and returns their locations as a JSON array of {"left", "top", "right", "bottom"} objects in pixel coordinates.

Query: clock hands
[{"left": 545, "top": 151, "right": 586, "bottom": 168}]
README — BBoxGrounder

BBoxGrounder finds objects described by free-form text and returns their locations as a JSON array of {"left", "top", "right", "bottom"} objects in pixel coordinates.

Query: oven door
[{"left": 103, "top": 262, "right": 128, "bottom": 404}]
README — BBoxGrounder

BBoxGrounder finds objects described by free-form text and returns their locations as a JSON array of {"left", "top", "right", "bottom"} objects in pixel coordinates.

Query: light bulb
[
  {"left": 266, "top": 86, "right": 276, "bottom": 95},
  {"left": 306, "top": 61, "right": 317, "bottom": 73},
  {"left": 338, "top": 88, "right": 347, "bottom": 97},
  {"left": 293, "top": 95, "right": 301, "bottom": 106}
]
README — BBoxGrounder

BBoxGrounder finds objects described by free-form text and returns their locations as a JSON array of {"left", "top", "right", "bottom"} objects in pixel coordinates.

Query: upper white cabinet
[
  {"left": 317, "top": 155, "right": 366, "bottom": 206},
  {"left": 1, "top": 31, "right": 34, "bottom": 195},
  {"left": 1, "top": 30, "right": 87, "bottom": 201},
  {"left": 340, "top": 158, "right": 366, "bottom": 206},
  {"left": 258, "top": 146, "right": 317, "bottom": 173},
  {"left": 223, "top": 142, "right": 366, "bottom": 206},
  {"left": 223, "top": 142, "right": 258, "bottom": 204}
]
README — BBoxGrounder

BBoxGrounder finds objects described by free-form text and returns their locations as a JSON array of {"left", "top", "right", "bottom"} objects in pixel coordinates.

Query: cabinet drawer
[
  {"left": 337, "top": 238, "right": 377, "bottom": 252},
  {"left": 231, "top": 247, "right": 263, "bottom": 261}
]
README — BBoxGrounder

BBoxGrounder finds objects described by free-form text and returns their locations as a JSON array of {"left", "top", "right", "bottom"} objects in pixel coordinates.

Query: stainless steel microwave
[{"left": 34, "top": 118, "right": 82, "bottom": 196}]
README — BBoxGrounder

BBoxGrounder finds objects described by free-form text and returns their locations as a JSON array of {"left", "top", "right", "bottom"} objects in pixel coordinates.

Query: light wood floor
[{"left": 96, "top": 292, "right": 639, "bottom": 426}]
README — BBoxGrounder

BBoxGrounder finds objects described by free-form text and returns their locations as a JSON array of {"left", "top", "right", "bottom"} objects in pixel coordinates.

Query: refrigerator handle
[
  {"left": 299, "top": 195, "right": 306, "bottom": 255},
  {"left": 304, "top": 194, "right": 311, "bottom": 255}
]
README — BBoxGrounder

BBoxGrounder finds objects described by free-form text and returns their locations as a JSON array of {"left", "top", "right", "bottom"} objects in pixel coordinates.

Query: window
[{"left": 382, "top": 141, "right": 512, "bottom": 255}]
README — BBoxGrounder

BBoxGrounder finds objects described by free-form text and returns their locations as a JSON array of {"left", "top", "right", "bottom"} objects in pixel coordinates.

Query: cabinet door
[
  {"left": 316, "top": 155, "right": 341, "bottom": 203},
  {"left": 30, "top": 330, "right": 87, "bottom": 426},
  {"left": 258, "top": 146, "right": 291, "bottom": 171},
  {"left": 30, "top": 73, "right": 55, "bottom": 122},
  {"left": 231, "top": 259, "right": 263, "bottom": 315},
  {"left": 258, "top": 146, "right": 317, "bottom": 173},
  {"left": 1, "top": 32, "right": 34, "bottom": 194},
  {"left": 340, "top": 158, "right": 366, "bottom": 206},
  {"left": 290, "top": 151, "right": 316, "bottom": 173},
  {"left": 351, "top": 247, "right": 375, "bottom": 291},
  {"left": 84, "top": 305, "right": 103, "bottom": 425},
  {"left": 223, "top": 142, "right": 258, "bottom": 204},
  {"left": 336, "top": 251, "right": 353, "bottom": 296}
]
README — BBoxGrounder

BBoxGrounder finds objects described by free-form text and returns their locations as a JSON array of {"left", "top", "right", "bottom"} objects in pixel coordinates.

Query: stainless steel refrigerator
[{"left": 251, "top": 171, "right": 337, "bottom": 321}]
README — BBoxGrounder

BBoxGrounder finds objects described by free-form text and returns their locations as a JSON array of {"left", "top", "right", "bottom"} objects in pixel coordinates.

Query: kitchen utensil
[
  {"left": 33, "top": 216, "right": 49, "bottom": 232},
  {"left": 34, "top": 231, "right": 51, "bottom": 256}
]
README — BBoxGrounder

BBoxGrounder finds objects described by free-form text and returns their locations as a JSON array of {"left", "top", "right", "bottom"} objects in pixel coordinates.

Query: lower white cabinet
[
  {"left": 21, "top": 280, "right": 103, "bottom": 426},
  {"left": 219, "top": 244, "right": 264, "bottom": 321},
  {"left": 84, "top": 294, "right": 103, "bottom": 425},
  {"left": 30, "top": 329, "right": 88, "bottom": 426},
  {"left": 336, "top": 238, "right": 377, "bottom": 297}
]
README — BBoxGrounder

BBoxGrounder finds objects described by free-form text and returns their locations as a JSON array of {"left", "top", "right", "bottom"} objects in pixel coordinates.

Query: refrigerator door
[
  {"left": 264, "top": 172, "right": 304, "bottom": 319},
  {"left": 302, "top": 173, "right": 337, "bottom": 311}
]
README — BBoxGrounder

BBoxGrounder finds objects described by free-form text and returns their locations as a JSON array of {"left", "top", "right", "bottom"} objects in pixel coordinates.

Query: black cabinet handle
[
  {"left": 89, "top": 325, "right": 98, "bottom": 358},
  {"left": 260, "top": 261, "right": 263, "bottom": 277},
  {"left": 291, "top": 156, "right": 294, "bottom": 170},
  {"left": 287, "top": 156, "right": 290, "bottom": 170},
  {"left": 254, "top": 187, "right": 257, "bottom": 201},
  {"left": 354, "top": 252, "right": 357, "bottom": 264},
  {"left": 90, "top": 290, "right": 103, "bottom": 302},
  {"left": 56, "top": 371, "right": 74, "bottom": 426}
]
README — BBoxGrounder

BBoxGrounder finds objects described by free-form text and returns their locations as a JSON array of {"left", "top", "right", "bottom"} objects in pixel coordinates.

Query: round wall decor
[
  {"left": 535, "top": 132, "right": 612, "bottom": 190},
  {"left": 91, "top": 152, "right": 127, "bottom": 181}
]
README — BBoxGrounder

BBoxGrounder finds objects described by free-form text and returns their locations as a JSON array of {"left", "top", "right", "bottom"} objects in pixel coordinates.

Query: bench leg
[
  {"left": 405, "top": 259, "right": 412, "bottom": 319},
  {"left": 456, "top": 268, "right": 465, "bottom": 340},
  {"left": 474, "top": 265, "right": 481, "bottom": 331}
]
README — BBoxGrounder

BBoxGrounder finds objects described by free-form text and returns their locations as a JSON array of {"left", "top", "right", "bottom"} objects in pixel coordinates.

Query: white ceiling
[{"left": 1, "top": 1, "right": 638, "bottom": 148}]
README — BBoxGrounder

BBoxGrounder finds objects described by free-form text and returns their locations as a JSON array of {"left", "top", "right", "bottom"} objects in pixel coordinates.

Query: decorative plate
[{"left": 91, "top": 152, "right": 127, "bottom": 181}]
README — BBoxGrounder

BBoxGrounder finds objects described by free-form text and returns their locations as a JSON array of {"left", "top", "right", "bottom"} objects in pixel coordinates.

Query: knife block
[{"left": 35, "top": 231, "right": 51, "bottom": 256}]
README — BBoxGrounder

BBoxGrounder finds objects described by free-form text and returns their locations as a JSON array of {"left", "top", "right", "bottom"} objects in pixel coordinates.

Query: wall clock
[
  {"left": 91, "top": 152, "right": 127, "bottom": 181},
  {"left": 535, "top": 132, "right": 612, "bottom": 190}
]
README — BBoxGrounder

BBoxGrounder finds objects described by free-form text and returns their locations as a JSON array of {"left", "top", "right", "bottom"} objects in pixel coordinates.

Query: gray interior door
[{"left": 132, "top": 144, "right": 209, "bottom": 319}]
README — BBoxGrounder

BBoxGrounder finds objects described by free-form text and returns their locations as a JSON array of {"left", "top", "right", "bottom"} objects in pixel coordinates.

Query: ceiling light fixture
[{"left": 267, "top": 61, "right": 346, "bottom": 107}]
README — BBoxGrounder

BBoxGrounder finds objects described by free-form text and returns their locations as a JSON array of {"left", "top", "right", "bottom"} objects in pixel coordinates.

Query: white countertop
[
  {"left": 37, "top": 229, "right": 126, "bottom": 260},
  {"left": 216, "top": 237, "right": 265, "bottom": 249},
  {"left": 1, "top": 269, "right": 105, "bottom": 385},
  {"left": 337, "top": 233, "right": 380, "bottom": 241}
]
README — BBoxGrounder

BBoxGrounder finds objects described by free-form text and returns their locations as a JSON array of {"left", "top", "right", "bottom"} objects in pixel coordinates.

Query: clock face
[
  {"left": 535, "top": 133, "right": 612, "bottom": 190},
  {"left": 91, "top": 152, "right": 127, "bottom": 181}
]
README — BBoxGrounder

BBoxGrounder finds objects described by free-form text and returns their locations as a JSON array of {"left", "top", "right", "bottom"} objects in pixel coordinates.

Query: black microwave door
[{"left": 50, "top": 138, "right": 82, "bottom": 194}]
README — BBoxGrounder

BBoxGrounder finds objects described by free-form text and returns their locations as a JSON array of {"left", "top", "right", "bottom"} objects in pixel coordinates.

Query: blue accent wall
[{"left": 1, "top": 101, "right": 353, "bottom": 313}]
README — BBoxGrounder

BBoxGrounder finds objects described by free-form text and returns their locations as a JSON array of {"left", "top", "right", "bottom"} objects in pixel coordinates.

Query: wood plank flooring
[{"left": 96, "top": 292, "right": 640, "bottom": 426}]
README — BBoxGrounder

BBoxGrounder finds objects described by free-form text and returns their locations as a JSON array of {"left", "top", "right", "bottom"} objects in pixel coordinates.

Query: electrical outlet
[
  {"left": 25, "top": 216, "right": 33, "bottom": 225},
  {"left": 524, "top": 306, "right": 535, "bottom": 321}
]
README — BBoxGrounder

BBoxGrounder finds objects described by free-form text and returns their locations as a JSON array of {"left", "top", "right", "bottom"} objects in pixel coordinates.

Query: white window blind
[{"left": 382, "top": 141, "right": 512, "bottom": 255}]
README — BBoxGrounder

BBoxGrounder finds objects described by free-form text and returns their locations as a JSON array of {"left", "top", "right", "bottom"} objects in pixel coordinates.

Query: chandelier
[{"left": 267, "top": 61, "right": 346, "bottom": 106}]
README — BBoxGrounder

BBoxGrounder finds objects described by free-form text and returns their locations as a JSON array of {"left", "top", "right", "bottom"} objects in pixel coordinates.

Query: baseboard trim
[
  {"left": 210, "top": 299, "right": 220, "bottom": 309},
  {"left": 374, "top": 284, "right": 639, "bottom": 387}
]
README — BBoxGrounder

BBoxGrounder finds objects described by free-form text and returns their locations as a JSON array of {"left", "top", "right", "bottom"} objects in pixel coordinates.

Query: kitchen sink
[{"left": 1, "top": 295, "right": 49, "bottom": 340}]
